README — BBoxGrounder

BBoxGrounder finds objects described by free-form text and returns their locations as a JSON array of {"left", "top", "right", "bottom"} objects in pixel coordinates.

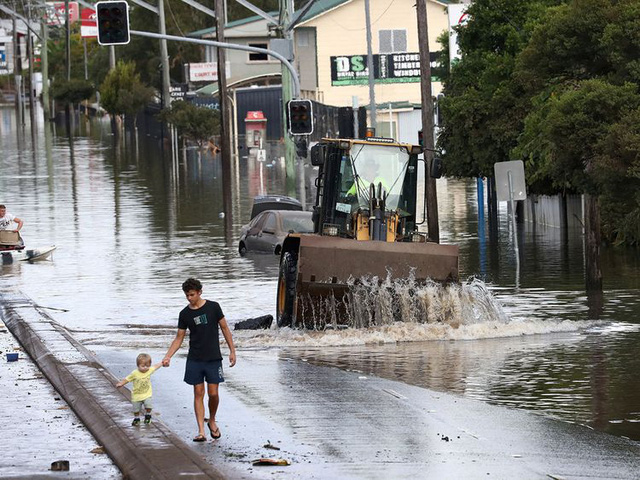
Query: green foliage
[
  {"left": 438, "top": 0, "right": 560, "bottom": 178},
  {"left": 50, "top": 78, "right": 95, "bottom": 104},
  {"left": 47, "top": 23, "right": 102, "bottom": 82},
  {"left": 441, "top": 0, "right": 640, "bottom": 244},
  {"left": 100, "top": 61, "right": 154, "bottom": 117},
  {"left": 158, "top": 100, "right": 220, "bottom": 146}
]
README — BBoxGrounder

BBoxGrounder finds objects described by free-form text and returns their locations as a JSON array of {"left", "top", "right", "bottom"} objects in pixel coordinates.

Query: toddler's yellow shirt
[{"left": 125, "top": 367, "right": 157, "bottom": 402}]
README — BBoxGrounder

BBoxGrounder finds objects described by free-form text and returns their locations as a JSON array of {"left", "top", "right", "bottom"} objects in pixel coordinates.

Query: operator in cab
[{"left": 346, "top": 160, "right": 390, "bottom": 198}]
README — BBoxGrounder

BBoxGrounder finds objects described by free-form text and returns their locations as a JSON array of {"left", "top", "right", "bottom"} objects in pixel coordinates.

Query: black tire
[
  {"left": 276, "top": 251, "right": 298, "bottom": 328},
  {"left": 239, "top": 242, "right": 247, "bottom": 256}
]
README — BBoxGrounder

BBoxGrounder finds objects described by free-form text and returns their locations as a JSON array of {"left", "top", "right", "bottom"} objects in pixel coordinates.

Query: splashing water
[{"left": 297, "top": 275, "right": 510, "bottom": 330}]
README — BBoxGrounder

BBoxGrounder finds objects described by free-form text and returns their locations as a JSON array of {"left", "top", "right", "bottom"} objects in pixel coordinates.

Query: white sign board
[
  {"left": 494, "top": 160, "right": 527, "bottom": 202},
  {"left": 189, "top": 62, "right": 218, "bottom": 82}
]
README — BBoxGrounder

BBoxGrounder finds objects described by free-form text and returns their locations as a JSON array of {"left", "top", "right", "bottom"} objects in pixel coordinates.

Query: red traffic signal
[
  {"left": 288, "top": 99, "right": 314, "bottom": 135},
  {"left": 96, "top": 1, "right": 130, "bottom": 46}
]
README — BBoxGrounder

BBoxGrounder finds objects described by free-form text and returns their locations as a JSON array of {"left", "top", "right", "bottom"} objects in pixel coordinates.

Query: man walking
[{"left": 163, "top": 278, "right": 236, "bottom": 442}]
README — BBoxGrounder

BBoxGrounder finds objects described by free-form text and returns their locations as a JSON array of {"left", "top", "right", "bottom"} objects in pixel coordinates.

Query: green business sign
[{"left": 330, "top": 53, "right": 439, "bottom": 86}]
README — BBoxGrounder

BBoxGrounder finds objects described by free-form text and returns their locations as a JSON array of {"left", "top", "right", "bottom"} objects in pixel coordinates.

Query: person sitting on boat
[
  {"left": 0, "top": 204, "right": 23, "bottom": 233},
  {"left": 0, "top": 204, "right": 24, "bottom": 248}
]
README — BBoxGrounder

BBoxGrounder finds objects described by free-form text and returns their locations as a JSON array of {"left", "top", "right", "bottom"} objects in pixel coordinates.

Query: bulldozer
[{"left": 276, "top": 137, "right": 459, "bottom": 329}]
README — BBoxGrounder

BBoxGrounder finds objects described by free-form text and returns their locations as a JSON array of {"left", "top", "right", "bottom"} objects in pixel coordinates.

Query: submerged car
[{"left": 239, "top": 210, "right": 314, "bottom": 255}]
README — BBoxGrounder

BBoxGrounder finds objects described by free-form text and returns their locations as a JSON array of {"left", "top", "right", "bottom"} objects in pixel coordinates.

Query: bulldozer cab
[
  {"left": 310, "top": 138, "right": 419, "bottom": 241},
  {"left": 278, "top": 137, "right": 458, "bottom": 329}
]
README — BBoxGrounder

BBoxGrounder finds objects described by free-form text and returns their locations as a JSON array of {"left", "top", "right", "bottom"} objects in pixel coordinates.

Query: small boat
[
  {"left": 0, "top": 231, "right": 56, "bottom": 264},
  {"left": 0, "top": 245, "right": 56, "bottom": 264}
]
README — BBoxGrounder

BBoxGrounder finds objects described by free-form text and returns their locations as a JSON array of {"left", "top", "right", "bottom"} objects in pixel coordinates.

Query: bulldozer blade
[
  {"left": 296, "top": 234, "right": 459, "bottom": 287},
  {"left": 291, "top": 235, "right": 458, "bottom": 328}
]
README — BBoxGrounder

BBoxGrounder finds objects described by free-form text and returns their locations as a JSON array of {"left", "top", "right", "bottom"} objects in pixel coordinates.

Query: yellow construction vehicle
[{"left": 277, "top": 137, "right": 459, "bottom": 329}]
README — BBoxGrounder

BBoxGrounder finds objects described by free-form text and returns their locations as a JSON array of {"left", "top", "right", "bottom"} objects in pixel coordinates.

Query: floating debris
[
  {"left": 50, "top": 460, "right": 69, "bottom": 471},
  {"left": 252, "top": 458, "right": 290, "bottom": 466}
]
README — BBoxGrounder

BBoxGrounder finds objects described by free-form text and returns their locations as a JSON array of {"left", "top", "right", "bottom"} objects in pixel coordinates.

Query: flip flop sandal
[
  {"left": 208, "top": 423, "right": 221, "bottom": 439},
  {"left": 192, "top": 434, "right": 207, "bottom": 442}
]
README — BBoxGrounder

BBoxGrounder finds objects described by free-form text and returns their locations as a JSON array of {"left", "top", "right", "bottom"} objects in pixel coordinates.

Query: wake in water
[
  {"left": 297, "top": 275, "right": 510, "bottom": 330},
  {"left": 234, "top": 277, "right": 599, "bottom": 348}
]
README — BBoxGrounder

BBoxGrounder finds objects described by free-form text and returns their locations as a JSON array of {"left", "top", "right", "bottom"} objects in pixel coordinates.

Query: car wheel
[
  {"left": 239, "top": 242, "right": 247, "bottom": 256},
  {"left": 276, "top": 251, "right": 298, "bottom": 328}
]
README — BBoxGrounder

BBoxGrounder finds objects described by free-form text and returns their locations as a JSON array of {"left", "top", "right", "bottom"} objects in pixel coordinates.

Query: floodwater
[{"left": 1, "top": 106, "right": 640, "bottom": 451}]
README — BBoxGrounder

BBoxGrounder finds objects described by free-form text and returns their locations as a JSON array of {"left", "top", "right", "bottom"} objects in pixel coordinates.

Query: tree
[
  {"left": 100, "top": 61, "right": 154, "bottom": 122},
  {"left": 437, "top": 0, "right": 561, "bottom": 178},
  {"left": 158, "top": 100, "right": 220, "bottom": 148},
  {"left": 50, "top": 78, "right": 95, "bottom": 105},
  {"left": 515, "top": 0, "right": 640, "bottom": 246}
]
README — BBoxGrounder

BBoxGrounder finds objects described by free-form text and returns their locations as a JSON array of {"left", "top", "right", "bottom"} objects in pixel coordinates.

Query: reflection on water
[{"left": 1, "top": 109, "right": 639, "bottom": 441}]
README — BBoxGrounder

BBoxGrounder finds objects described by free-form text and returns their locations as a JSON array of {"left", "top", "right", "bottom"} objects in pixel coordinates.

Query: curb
[{"left": 0, "top": 290, "right": 226, "bottom": 480}]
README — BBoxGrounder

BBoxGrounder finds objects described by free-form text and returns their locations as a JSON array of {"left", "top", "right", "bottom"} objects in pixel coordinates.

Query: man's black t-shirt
[{"left": 178, "top": 300, "right": 224, "bottom": 362}]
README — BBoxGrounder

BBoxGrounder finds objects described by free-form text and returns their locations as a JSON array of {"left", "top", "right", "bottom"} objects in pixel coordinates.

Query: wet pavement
[
  {"left": 0, "top": 320, "right": 119, "bottom": 479},
  {"left": 100, "top": 344, "right": 640, "bottom": 479},
  {"left": 0, "top": 291, "right": 224, "bottom": 480}
]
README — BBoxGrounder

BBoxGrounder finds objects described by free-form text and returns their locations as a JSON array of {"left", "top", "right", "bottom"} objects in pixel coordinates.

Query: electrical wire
[{"left": 166, "top": 0, "right": 186, "bottom": 37}]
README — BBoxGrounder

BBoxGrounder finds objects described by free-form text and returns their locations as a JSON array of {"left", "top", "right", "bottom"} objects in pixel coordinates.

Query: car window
[
  {"left": 282, "top": 214, "right": 314, "bottom": 233},
  {"left": 263, "top": 214, "right": 277, "bottom": 232},
  {"left": 250, "top": 213, "right": 266, "bottom": 230}
]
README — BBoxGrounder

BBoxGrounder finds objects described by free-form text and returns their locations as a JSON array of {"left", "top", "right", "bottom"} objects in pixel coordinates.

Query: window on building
[
  {"left": 378, "top": 120, "right": 397, "bottom": 140},
  {"left": 379, "top": 30, "right": 407, "bottom": 53},
  {"left": 297, "top": 30, "right": 310, "bottom": 47},
  {"left": 248, "top": 43, "right": 268, "bottom": 62}
]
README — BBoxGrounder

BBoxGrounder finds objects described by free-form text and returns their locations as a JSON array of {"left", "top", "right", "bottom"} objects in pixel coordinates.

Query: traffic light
[
  {"left": 96, "top": 1, "right": 130, "bottom": 46},
  {"left": 288, "top": 99, "right": 314, "bottom": 135}
]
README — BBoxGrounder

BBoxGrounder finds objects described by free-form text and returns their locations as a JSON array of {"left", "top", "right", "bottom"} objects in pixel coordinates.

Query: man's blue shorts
[{"left": 184, "top": 359, "right": 225, "bottom": 385}]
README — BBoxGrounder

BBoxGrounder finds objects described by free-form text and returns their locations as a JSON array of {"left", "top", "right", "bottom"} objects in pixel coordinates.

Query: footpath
[{"left": 0, "top": 290, "right": 227, "bottom": 480}]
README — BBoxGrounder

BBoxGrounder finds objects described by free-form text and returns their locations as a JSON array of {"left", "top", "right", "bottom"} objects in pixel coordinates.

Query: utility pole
[
  {"left": 363, "top": 0, "right": 376, "bottom": 130},
  {"left": 65, "top": 0, "right": 70, "bottom": 81},
  {"left": 41, "top": 19, "right": 50, "bottom": 121},
  {"left": 416, "top": 0, "right": 439, "bottom": 243},
  {"left": 27, "top": 0, "right": 36, "bottom": 128},
  {"left": 215, "top": 0, "right": 233, "bottom": 239},
  {"left": 279, "top": 0, "right": 295, "bottom": 184},
  {"left": 12, "top": 8, "right": 24, "bottom": 127},
  {"left": 157, "top": 0, "right": 171, "bottom": 108}
]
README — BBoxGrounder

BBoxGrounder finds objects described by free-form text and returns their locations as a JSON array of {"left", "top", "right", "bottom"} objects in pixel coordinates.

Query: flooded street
[{"left": 1, "top": 104, "right": 640, "bottom": 462}]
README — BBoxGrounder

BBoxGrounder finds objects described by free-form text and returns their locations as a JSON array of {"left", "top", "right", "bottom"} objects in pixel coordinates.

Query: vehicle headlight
[{"left": 411, "top": 232, "right": 426, "bottom": 243}]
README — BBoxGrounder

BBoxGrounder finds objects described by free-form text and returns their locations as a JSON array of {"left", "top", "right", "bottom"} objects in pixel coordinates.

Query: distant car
[
  {"left": 239, "top": 210, "right": 314, "bottom": 255},
  {"left": 250, "top": 195, "right": 303, "bottom": 219}
]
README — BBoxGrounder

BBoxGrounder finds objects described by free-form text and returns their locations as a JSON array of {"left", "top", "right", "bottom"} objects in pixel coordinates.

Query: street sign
[
  {"left": 494, "top": 160, "right": 526, "bottom": 202},
  {"left": 81, "top": 7, "right": 97, "bottom": 38},
  {"left": 45, "top": 2, "right": 79, "bottom": 26},
  {"left": 169, "top": 84, "right": 188, "bottom": 101}
]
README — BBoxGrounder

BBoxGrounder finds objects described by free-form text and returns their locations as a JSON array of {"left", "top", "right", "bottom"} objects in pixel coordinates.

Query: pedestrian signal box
[
  {"left": 96, "top": 1, "right": 130, "bottom": 46},
  {"left": 287, "top": 99, "right": 314, "bottom": 135}
]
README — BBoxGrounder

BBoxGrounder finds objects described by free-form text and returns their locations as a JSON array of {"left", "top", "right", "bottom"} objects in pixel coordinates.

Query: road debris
[{"left": 252, "top": 458, "right": 291, "bottom": 466}]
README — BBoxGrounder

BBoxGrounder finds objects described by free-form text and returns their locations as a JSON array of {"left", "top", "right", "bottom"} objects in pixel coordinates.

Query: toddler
[{"left": 116, "top": 353, "right": 164, "bottom": 426}]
